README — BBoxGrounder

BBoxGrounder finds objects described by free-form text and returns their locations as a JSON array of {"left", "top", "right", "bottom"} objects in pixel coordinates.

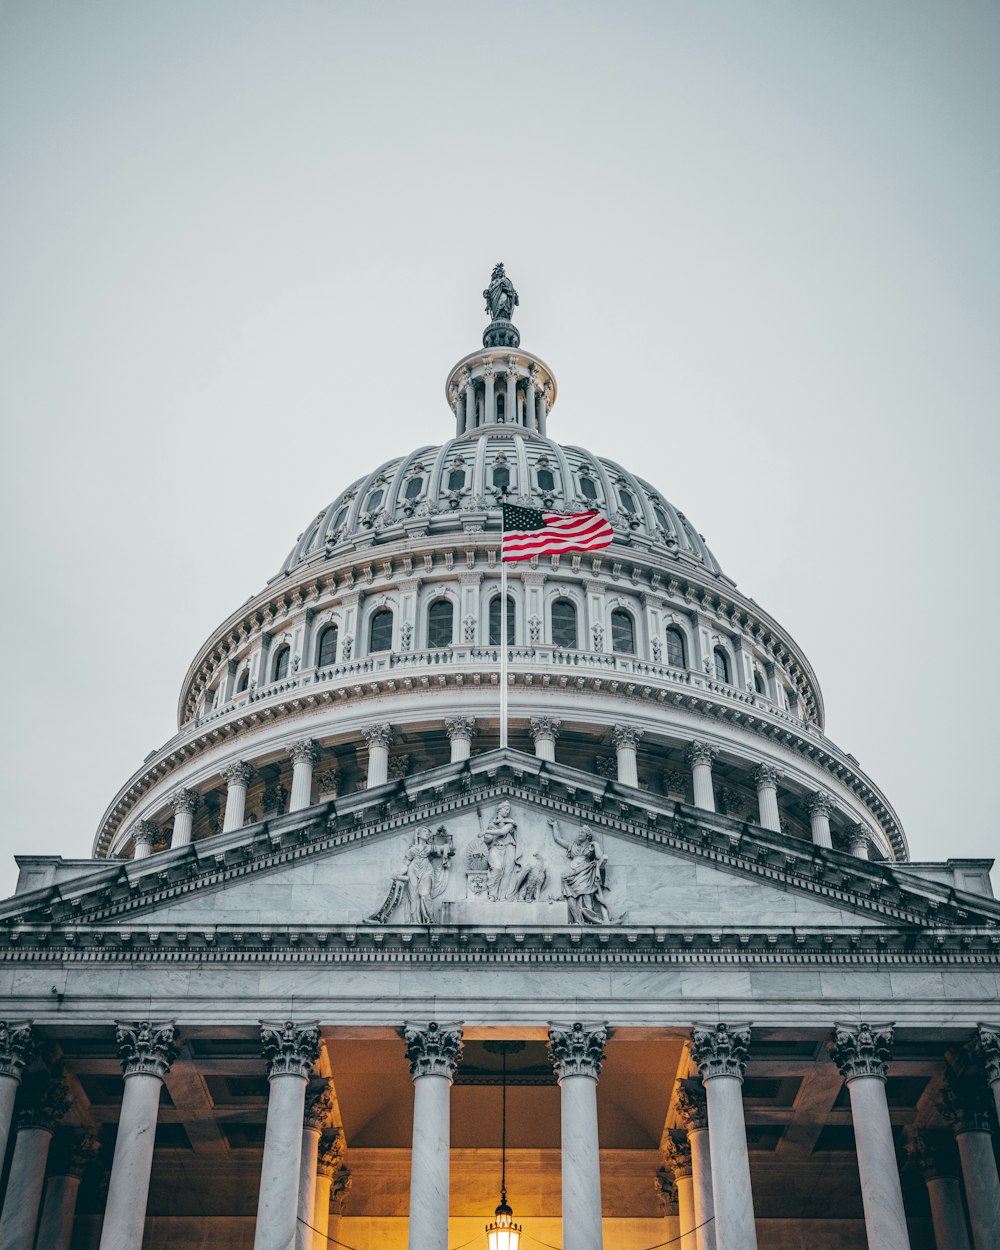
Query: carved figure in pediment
[
  {"left": 547, "top": 819, "right": 623, "bottom": 925},
  {"left": 515, "top": 852, "right": 547, "bottom": 902},
  {"left": 480, "top": 801, "right": 521, "bottom": 901},
  {"left": 366, "top": 826, "right": 454, "bottom": 924}
]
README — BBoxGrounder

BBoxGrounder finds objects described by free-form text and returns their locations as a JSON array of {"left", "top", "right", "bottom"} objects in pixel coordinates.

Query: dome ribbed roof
[{"left": 277, "top": 431, "right": 724, "bottom": 579}]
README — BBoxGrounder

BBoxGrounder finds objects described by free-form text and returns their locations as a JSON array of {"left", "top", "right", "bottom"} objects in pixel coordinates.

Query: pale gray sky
[{"left": 1, "top": 1, "right": 998, "bottom": 897}]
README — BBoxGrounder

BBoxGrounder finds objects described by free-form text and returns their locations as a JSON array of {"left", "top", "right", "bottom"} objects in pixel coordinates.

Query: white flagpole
[{"left": 499, "top": 558, "right": 509, "bottom": 749}]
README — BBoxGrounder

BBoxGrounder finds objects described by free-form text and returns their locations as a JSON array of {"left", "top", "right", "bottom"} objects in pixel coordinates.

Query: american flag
[{"left": 501, "top": 504, "right": 614, "bottom": 562}]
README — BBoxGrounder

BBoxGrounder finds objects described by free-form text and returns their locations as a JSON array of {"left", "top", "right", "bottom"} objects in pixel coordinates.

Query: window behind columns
[
  {"left": 272, "top": 646, "right": 290, "bottom": 682},
  {"left": 611, "top": 608, "right": 635, "bottom": 654},
  {"left": 665, "top": 627, "right": 686, "bottom": 668},
  {"left": 236, "top": 669, "right": 250, "bottom": 693},
  {"left": 713, "top": 647, "right": 731, "bottom": 684},
  {"left": 489, "top": 595, "right": 515, "bottom": 645},
  {"left": 369, "top": 609, "right": 393, "bottom": 654},
  {"left": 754, "top": 669, "right": 766, "bottom": 695},
  {"left": 427, "top": 599, "right": 455, "bottom": 648},
  {"left": 552, "top": 599, "right": 578, "bottom": 648},
  {"left": 317, "top": 625, "right": 339, "bottom": 668}
]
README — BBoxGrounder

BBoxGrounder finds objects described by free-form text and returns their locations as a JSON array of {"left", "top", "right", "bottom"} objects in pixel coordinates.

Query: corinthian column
[
  {"left": 612, "top": 725, "right": 643, "bottom": 787},
  {"left": 98, "top": 1022, "right": 177, "bottom": 1250},
  {"left": 362, "top": 724, "right": 393, "bottom": 787},
  {"left": 907, "top": 1131, "right": 971, "bottom": 1250},
  {"left": 169, "top": 788, "right": 198, "bottom": 848},
  {"left": 287, "top": 739, "right": 319, "bottom": 812},
  {"left": 548, "top": 1022, "right": 608, "bottom": 1250},
  {"left": 662, "top": 1133, "right": 696, "bottom": 1250},
  {"left": 940, "top": 1073, "right": 1000, "bottom": 1250},
  {"left": 0, "top": 1074, "right": 71, "bottom": 1250},
  {"left": 691, "top": 1024, "right": 757, "bottom": 1250},
  {"left": 222, "top": 761, "right": 254, "bottom": 831},
  {"left": 831, "top": 1023, "right": 910, "bottom": 1250},
  {"left": 404, "top": 1022, "right": 463, "bottom": 1250},
  {"left": 846, "top": 823, "right": 872, "bottom": 861},
  {"left": 445, "top": 717, "right": 477, "bottom": 763},
  {"left": 313, "top": 1130, "right": 345, "bottom": 1250},
  {"left": 0, "top": 1022, "right": 34, "bottom": 1166},
  {"left": 676, "top": 1077, "right": 717, "bottom": 1250},
  {"left": 977, "top": 1023, "right": 1000, "bottom": 1122},
  {"left": 35, "top": 1131, "right": 99, "bottom": 1250},
  {"left": 505, "top": 359, "right": 517, "bottom": 427},
  {"left": 751, "top": 764, "right": 782, "bottom": 833},
  {"left": 686, "top": 742, "right": 718, "bottom": 812},
  {"left": 254, "top": 1022, "right": 321, "bottom": 1250},
  {"left": 296, "top": 1081, "right": 333, "bottom": 1250},
  {"left": 529, "top": 716, "right": 560, "bottom": 762},
  {"left": 130, "top": 819, "right": 159, "bottom": 860},
  {"left": 807, "top": 791, "right": 834, "bottom": 849}
]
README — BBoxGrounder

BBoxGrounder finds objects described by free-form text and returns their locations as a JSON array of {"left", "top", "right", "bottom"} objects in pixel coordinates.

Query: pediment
[{"left": 4, "top": 752, "right": 996, "bottom": 941}]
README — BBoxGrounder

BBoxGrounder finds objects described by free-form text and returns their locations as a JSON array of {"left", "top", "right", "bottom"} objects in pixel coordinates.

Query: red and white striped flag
[{"left": 501, "top": 504, "right": 614, "bottom": 562}]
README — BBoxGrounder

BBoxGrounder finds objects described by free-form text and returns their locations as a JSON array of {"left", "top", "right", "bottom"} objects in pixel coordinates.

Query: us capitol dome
[{"left": 96, "top": 263, "right": 904, "bottom": 865}]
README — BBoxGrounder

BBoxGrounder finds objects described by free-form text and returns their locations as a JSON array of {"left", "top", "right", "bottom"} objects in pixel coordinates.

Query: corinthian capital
[
  {"left": 316, "top": 1128, "right": 346, "bottom": 1178},
  {"left": 661, "top": 1129, "right": 693, "bottom": 1180},
  {"left": 675, "top": 1076, "right": 709, "bottom": 1130},
  {"left": 939, "top": 1073, "right": 992, "bottom": 1134},
  {"left": 977, "top": 1023, "right": 1000, "bottom": 1084},
  {"left": 907, "top": 1130, "right": 958, "bottom": 1182},
  {"left": 612, "top": 724, "right": 644, "bottom": 750},
  {"left": 654, "top": 1167, "right": 678, "bottom": 1214},
  {"left": 0, "top": 1021, "right": 35, "bottom": 1081},
  {"left": 131, "top": 820, "right": 160, "bottom": 849},
  {"left": 751, "top": 763, "right": 783, "bottom": 791},
  {"left": 287, "top": 738, "right": 319, "bottom": 766},
  {"left": 303, "top": 1080, "right": 335, "bottom": 1130},
  {"left": 548, "top": 1022, "right": 608, "bottom": 1081},
  {"left": 529, "top": 716, "right": 561, "bottom": 743},
  {"left": 831, "top": 1022, "right": 893, "bottom": 1082},
  {"left": 260, "top": 1021, "right": 321, "bottom": 1080},
  {"left": 17, "top": 1074, "right": 71, "bottom": 1132},
  {"left": 691, "top": 1022, "right": 751, "bottom": 1081},
  {"left": 846, "top": 823, "right": 872, "bottom": 855},
  {"left": 116, "top": 1021, "right": 178, "bottom": 1079},
  {"left": 686, "top": 740, "right": 718, "bottom": 769},
  {"left": 445, "top": 716, "right": 477, "bottom": 743},
  {"left": 807, "top": 790, "right": 833, "bottom": 818},
  {"left": 223, "top": 761, "right": 255, "bottom": 787},
  {"left": 362, "top": 723, "right": 394, "bottom": 750},
  {"left": 403, "top": 1021, "right": 463, "bottom": 1081},
  {"left": 169, "top": 788, "right": 199, "bottom": 816}
]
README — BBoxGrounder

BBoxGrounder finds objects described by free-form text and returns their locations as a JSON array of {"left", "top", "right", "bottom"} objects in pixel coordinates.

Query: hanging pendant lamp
[{"left": 485, "top": 1042, "right": 522, "bottom": 1250}]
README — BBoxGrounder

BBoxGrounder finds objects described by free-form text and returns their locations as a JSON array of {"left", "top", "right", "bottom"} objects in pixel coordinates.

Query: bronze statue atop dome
[{"left": 484, "top": 262, "right": 518, "bottom": 323}]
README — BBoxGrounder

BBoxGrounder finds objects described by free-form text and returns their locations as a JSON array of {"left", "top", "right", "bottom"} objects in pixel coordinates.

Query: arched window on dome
[
  {"left": 403, "top": 476, "right": 423, "bottom": 502},
  {"left": 713, "top": 647, "right": 731, "bottom": 685},
  {"left": 317, "top": 624, "right": 339, "bottom": 668},
  {"left": 427, "top": 599, "right": 454, "bottom": 648},
  {"left": 492, "top": 465, "right": 510, "bottom": 492},
  {"left": 754, "top": 669, "right": 766, "bottom": 696},
  {"left": 272, "top": 645, "right": 290, "bottom": 682},
  {"left": 330, "top": 505, "right": 348, "bottom": 533},
  {"left": 369, "top": 609, "right": 393, "bottom": 654},
  {"left": 496, "top": 392, "right": 506, "bottom": 423},
  {"left": 448, "top": 468, "right": 466, "bottom": 491},
  {"left": 653, "top": 505, "right": 672, "bottom": 536},
  {"left": 579, "top": 475, "right": 598, "bottom": 501},
  {"left": 618, "top": 488, "right": 637, "bottom": 515},
  {"left": 537, "top": 468, "right": 555, "bottom": 493},
  {"left": 611, "top": 608, "right": 635, "bottom": 655},
  {"left": 489, "top": 595, "right": 515, "bottom": 646},
  {"left": 665, "top": 627, "right": 686, "bottom": 669},
  {"left": 365, "top": 488, "right": 384, "bottom": 512},
  {"left": 551, "top": 599, "right": 578, "bottom": 649},
  {"left": 236, "top": 669, "right": 250, "bottom": 694}
]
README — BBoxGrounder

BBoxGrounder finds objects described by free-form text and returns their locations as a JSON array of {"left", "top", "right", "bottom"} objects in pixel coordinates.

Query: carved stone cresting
[
  {"left": 691, "top": 1022, "right": 751, "bottom": 1082},
  {"left": 751, "top": 763, "right": 783, "bottom": 791},
  {"left": 17, "top": 1075, "right": 71, "bottom": 1132},
  {"left": 686, "top": 741, "right": 718, "bottom": 769},
  {"left": 366, "top": 826, "right": 455, "bottom": 924},
  {"left": 939, "top": 1074, "right": 992, "bottom": 1134},
  {"left": 169, "top": 788, "right": 199, "bottom": 816},
  {"left": 303, "top": 1080, "right": 335, "bottom": 1130},
  {"left": 548, "top": 1022, "right": 608, "bottom": 1081},
  {"left": 403, "top": 1022, "right": 463, "bottom": 1081},
  {"left": 611, "top": 724, "right": 644, "bottom": 750},
  {"left": 362, "top": 723, "right": 393, "bottom": 750},
  {"left": 831, "top": 1022, "right": 893, "bottom": 1082},
  {"left": 547, "top": 819, "right": 623, "bottom": 924},
  {"left": 0, "top": 1021, "right": 34, "bottom": 1080},
  {"left": 223, "top": 761, "right": 254, "bottom": 787},
  {"left": 444, "top": 716, "right": 477, "bottom": 743},
  {"left": 287, "top": 738, "right": 319, "bottom": 766},
  {"left": 260, "top": 1021, "right": 321, "bottom": 1080},
  {"left": 675, "top": 1076, "right": 709, "bottom": 1130},
  {"left": 316, "top": 1128, "right": 346, "bottom": 1178},
  {"left": 116, "top": 1021, "right": 177, "bottom": 1080},
  {"left": 807, "top": 790, "right": 834, "bottom": 818},
  {"left": 662, "top": 1130, "right": 693, "bottom": 1180},
  {"left": 529, "top": 716, "right": 561, "bottom": 743},
  {"left": 977, "top": 1023, "right": 1000, "bottom": 1084}
]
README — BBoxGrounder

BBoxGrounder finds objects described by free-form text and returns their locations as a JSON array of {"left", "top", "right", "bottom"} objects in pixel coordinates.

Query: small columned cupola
[{"left": 445, "top": 262, "right": 558, "bottom": 438}]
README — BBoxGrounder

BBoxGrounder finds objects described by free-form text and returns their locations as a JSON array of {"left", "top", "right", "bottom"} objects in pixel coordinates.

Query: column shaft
[
  {"left": 255, "top": 1075, "right": 308, "bottom": 1250},
  {"left": 223, "top": 781, "right": 248, "bottom": 832},
  {"left": 847, "top": 1076, "right": 911, "bottom": 1250},
  {"left": 704, "top": 1076, "right": 757, "bottom": 1250},
  {"left": 756, "top": 784, "right": 780, "bottom": 832},
  {"left": 98, "top": 1074, "right": 162, "bottom": 1250},
  {"left": 289, "top": 760, "right": 314, "bottom": 812},
  {"left": 172, "top": 809, "right": 194, "bottom": 846},
  {"left": 925, "top": 1176, "right": 972, "bottom": 1250},
  {"left": 505, "top": 371, "right": 517, "bottom": 426},
  {"left": 524, "top": 381, "right": 536, "bottom": 430},
  {"left": 537, "top": 390, "right": 548, "bottom": 436},
  {"left": 465, "top": 382, "right": 476, "bottom": 430},
  {"left": 809, "top": 809, "right": 832, "bottom": 848},
  {"left": 0, "top": 1127, "right": 52, "bottom": 1250},
  {"left": 367, "top": 743, "right": 389, "bottom": 787},
  {"left": 312, "top": 1174, "right": 332, "bottom": 1250},
  {"left": 688, "top": 1127, "right": 717, "bottom": 1250},
  {"left": 0, "top": 1074, "right": 18, "bottom": 1168},
  {"left": 484, "top": 374, "right": 495, "bottom": 424},
  {"left": 296, "top": 1125, "right": 322, "bottom": 1250},
  {"left": 559, "top": 1074, "right": 603, "bottom": 1250},
  {"left": 956, "top": 1130, "right": 1000, "bottom": 1250},
  {"left": 407, "top": 1074, "right": 451, "bottom": 1250},
  {"left": 677, "top": 1175, "right": 697, "bottom": 1250},
  {"left": 691, "top": 763, "right": 715, "bottom": 811},
  {"left": 34, "top": 1173, "right": 82, "bottom": 1250},
  {"left": 615, "top": 744, "right": 638, "bottom": 787}
]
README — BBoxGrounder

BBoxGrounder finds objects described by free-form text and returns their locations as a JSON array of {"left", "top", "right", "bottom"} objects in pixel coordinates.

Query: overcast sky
[{"left": 1, "top": 1, "right": 997, "bottom": 898}]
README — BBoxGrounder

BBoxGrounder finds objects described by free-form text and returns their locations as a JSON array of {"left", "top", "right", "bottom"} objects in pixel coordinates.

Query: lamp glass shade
[{"left": 486, "top": 1202, "right": 521, "bottom": 1250}]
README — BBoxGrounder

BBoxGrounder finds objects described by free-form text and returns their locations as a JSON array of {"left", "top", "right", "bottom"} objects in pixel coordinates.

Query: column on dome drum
[{"left": 686, "top": 742, "right": 718, "bottom": 813}]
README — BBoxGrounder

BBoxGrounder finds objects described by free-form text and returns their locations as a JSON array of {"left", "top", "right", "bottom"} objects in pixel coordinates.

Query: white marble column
[
  {"left": 0, "top": 1075, "right": 70, "bottom": 1250},
  {"left": 846, "top": 823, "right": 872, "bottom": 861},
  {"left": 538, "top": 383, "right": 550, "bottom": 437},
  {"left": 529, "top": 716, "right": 560, "bottom": 763},
  {"left": 751, "top": 764, "right": 782, "bottom": 833},
  {"left": 404, "top": 1022, "right": 463, "bottom": 1250},
  {"left": 505, "top": 360, "right": 517, "bottom": 426},
  {"left": 35, "top": 1132, "right": 98, "bottom": 1250},
  {"left": 130, "top": 819, "right": 159, "bottom": 860},
  {"left": 676, "top": 1078, "right": 717, "bottom": 1250},
  {"left": 549, "top": 1022, "right": 608, "bottom": 1250},
  {"left": 98, "top": 1023, "right": 177, "bottom": 1250},
  {"left": 169, "top": 788, "right": 198, "bottom": 848},
  {"left": 691, "top": 1024, "right": 757, "bottom": 1250},
  {"left": 908, "top": 1132, "right": 972, "bottom": 1250},
  {"left": 313, "top": 1131, "right": 344, "bottom": 1250},
  {"left": 287, "top": 739, "right": 319, "bottom": 813},
  {"left": 445, "top": 717, "right": 476, "bottom": 762},
  {"left": 612, "top": 724, "right": 643, "bottom": 787},
  {"left": 524, "top": 372, "right": 537, "bottom": 432},
  {"left": 831, "top": 1023, "right": 911, "bottom": 1250},
  {"left": 977, "top": 1024, "right": 1000, "bottom": 1123},
  {"left": 686, "top": 742, "right": 718, "bottom": 812},
  {"left": 222, "top": 761, "right": 254, "bottom": 832},
  {"left": 296, "top": 1081, "right": 333, "bottom": 1250},
  {"left": 0, "top": 1022, "right": 34, "bottom": 1168},
  {"left": 464, "top": 375, "right": 476, "bottom": 431},
  {"left": 483, "top": 367, "right": 496, "bottom": 424},
  {"left": 940, "top": 1074, "right": 1000, "bottom": 1250},
  {"left": 362, "top": 724, "right": 393, "bottom": 788},
  {"left": 254, "top": 1022, "right": 321, "bottom": 1250},
  {"left": 662, "top": 1135, "right": 697, "bottom": 1250},
  {"left": 807, "top": 791, "right": 834, "bottom": 849}
]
